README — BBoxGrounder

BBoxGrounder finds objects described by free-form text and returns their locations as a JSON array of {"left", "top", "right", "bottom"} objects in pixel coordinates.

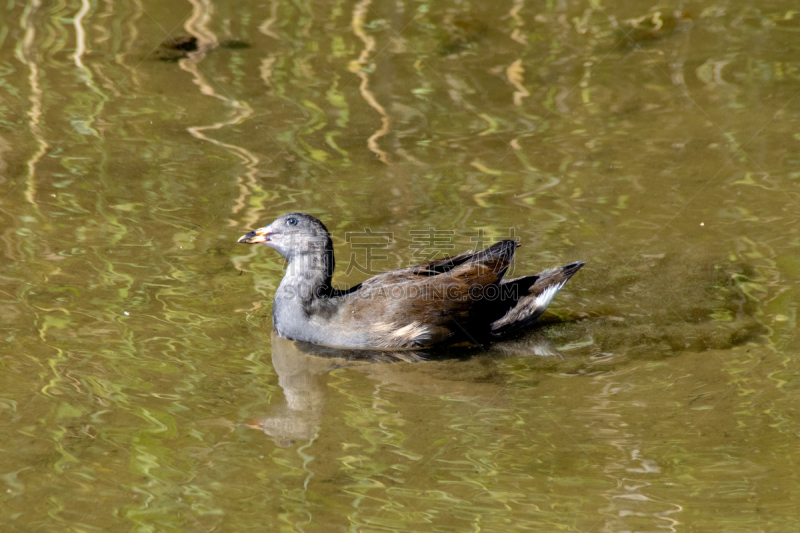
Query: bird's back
[{"left": 324, "top": 241, "right": 519, "bottom": 348}]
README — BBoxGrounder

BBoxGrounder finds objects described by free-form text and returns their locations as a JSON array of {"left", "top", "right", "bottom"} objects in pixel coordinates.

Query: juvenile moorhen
[{"left": 238, "top": 213, "right": 584, "bottom": 349}]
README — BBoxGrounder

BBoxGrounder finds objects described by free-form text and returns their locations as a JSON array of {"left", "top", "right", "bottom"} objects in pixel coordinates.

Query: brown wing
[{"left": 335, "top": 241, "right": 518, "bottom": 348}]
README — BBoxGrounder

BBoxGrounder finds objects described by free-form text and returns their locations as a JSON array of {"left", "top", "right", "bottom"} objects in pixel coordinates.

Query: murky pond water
[{"left": 1, "top": 0, "right": 799, "bottom": 530}]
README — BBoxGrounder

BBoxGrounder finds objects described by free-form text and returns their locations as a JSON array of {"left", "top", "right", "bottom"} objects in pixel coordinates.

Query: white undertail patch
[{"left": 533, "top": 281, "right": 566, "bottom": 314}]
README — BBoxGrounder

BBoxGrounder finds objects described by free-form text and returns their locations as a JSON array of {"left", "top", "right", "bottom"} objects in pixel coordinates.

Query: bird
[{"left": 238, "top": 213, "right": 584, "bottom": 349}]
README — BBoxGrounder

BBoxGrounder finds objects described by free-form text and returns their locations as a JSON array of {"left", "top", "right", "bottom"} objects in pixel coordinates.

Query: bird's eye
[{"left": 286, "top": 217, "right": 298, "bottom": 226}]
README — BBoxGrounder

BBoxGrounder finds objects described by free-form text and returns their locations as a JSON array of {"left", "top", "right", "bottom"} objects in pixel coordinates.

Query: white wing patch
[{"left": 372, "top": 321, "right": 436, "bottom": 348}]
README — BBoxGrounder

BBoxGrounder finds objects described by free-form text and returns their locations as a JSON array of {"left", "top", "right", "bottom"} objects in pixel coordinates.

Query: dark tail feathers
[{"left": 489, "top": 261, "right": 585, "bottom": 335}]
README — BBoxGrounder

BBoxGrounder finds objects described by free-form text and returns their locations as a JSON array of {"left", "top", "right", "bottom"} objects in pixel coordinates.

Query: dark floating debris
[
  {"left": 164, "top": 35, "right": 198, "bottom": 52},
  {"left": 613, "top": 10, "right": 692, "bottom": 47},
  {"left": 155, "top": 35, "right": 251, "bottom": 62},
  {"left": 220, "top": 39, "right": 252, "bottom": 50}
]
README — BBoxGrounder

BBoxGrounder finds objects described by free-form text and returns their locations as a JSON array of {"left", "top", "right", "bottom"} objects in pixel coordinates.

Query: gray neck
[
  {"left": 277, "top": 254, "right": 333, "bottom": 300},
  {"left": 275, "top": 235, "right": 335, "bottom": 304},
  {"left": 272, "top": 245, "right": 336, "bottom": 342}
]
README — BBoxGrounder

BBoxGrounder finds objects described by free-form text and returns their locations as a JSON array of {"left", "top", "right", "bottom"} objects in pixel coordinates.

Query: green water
[{"left": 1, "top": 0, "right": 799, "bottom": 531}]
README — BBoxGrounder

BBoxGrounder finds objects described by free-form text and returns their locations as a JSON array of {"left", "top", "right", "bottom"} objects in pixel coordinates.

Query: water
[{"left": 1, "top": 0, "right": 799, "bottom": 530}]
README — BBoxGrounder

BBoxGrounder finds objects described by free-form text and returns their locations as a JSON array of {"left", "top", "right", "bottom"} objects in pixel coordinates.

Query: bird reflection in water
[{"left": 243, "top": 332, "right": 564, "bottom": 446}]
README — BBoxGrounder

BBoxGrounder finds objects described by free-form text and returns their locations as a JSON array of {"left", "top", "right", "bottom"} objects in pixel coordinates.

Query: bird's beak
[{"left": 238, "top": 227, "right": 271, "bottom": 244}]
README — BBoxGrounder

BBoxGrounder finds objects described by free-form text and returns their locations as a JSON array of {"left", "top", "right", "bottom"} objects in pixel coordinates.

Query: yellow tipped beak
[{"left": 237, "top": 228, "right": 271, "bottom": 244}]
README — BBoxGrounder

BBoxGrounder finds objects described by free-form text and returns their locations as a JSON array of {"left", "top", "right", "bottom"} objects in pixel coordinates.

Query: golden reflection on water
[
  {"left": 0, "top": 0, "right": 799, "bottom": 530},
  {"left": 181, "top": 0, "right": 264, "bottom": 229},
  {"left": 16, "top": 0, "right": 47, "bottom": 209}
]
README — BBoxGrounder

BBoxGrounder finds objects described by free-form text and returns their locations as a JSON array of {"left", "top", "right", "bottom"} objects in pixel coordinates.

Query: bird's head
[{"left": 237, "top": 213, "right": 332, "bottom": 264}]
